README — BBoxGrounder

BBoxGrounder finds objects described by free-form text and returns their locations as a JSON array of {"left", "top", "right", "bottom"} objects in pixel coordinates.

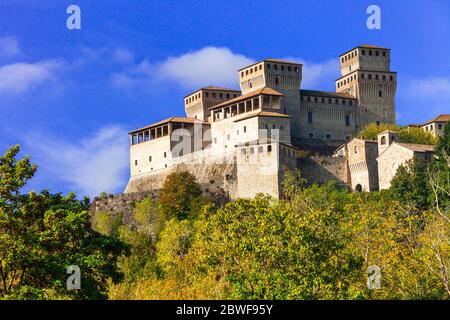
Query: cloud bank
[
  {"left": 0, "top": 60, "right": 63, "bottom": 94},
  {"left": 111, "top": 46, "right": 339, "bottom": 92},
  {"left": 23, "top": 126, "right": 129, "bottom": 198},
  {"left": 401, "top": 77, "right": 450, "bottom": 120}
]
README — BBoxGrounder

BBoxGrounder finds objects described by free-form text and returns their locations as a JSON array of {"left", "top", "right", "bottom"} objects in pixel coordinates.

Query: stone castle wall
[{"left": 298, "top": 155, "right": 349, "bottom": 188}]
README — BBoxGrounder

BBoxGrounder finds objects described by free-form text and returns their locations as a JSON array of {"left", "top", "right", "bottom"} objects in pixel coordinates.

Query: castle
[{"left": 122, "top": 44, "right": 441, "bottom": 199}]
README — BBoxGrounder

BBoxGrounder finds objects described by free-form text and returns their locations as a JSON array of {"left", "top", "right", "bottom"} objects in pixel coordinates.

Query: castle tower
[
  {"left": 184, "top": 86, "right": 241, "bottom": 121},
  {"left": 335, "top": 45, "right": 397, "bottom": 131},
  {"left": 238, "top": 59, "right": 303, "bottom": 141},
  {"left": 377, "top": 130, "right": 398, "bottom": 155}
]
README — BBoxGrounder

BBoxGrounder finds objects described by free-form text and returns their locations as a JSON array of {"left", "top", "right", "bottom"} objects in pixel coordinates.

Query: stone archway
[{"left": 355, "top": 184, "right": 363, "bottom": 193}]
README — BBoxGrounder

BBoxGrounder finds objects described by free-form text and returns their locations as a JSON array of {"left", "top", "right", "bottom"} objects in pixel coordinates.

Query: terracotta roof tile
[{"left": 422, "top": 114, "right": 450, "bottom": 125}]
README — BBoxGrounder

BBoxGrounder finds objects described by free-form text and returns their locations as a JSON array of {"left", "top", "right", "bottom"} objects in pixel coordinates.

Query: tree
[
  {"left": 199, "top": 193, "right": 364, "bottom": 299},
  {"left": 359, "top": 123, "right": 437, "bottom": 145},
  {"left": 389, "top": 159, "right": 433, "bottom": 210},
  {"left": 0, "top": 145, "right": 126, "bottom": 299},
  {"left": 359, "top": 123, "right": 401, "bottom": 140},
  {"left": 159, "top": 171, "right": 203, "bottom": 220}
]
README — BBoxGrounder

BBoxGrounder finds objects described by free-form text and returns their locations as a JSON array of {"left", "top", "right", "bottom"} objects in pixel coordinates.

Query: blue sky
[{"left": 0, "top": 0, "right": 449, "bottom": 197}]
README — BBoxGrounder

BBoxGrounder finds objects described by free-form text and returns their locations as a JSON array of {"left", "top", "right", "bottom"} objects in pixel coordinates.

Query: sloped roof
[
  {"left": 210, "top": 87, "right": 283, "bottom": 110},
  {"left": 422, "top": 114, "right": 450, "bottom": 125},
  {"left": 396, "top": 143, "right": 435, "bottom": 153},
  {"left": 233, "top": 110, "right": 291, "bottom": 122},
  {"left": 129, "top": 116, "right": 208, "bottom": 134},
  {"left": 300, "top": 89, "right": 356, "bottom": 100}
]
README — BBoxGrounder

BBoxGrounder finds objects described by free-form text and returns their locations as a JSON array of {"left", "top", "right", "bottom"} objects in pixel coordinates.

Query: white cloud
[
  {"left": 24, "top": 126, "right": 129, "bottom": 197},
  {"left": 158, "top": 47, "right": 254, "bottom": 88},
  {"left": 0, "top": 60, "right": 63, "bottom": 94},
  {"left": 0, "top": 36, "right": 20, "bottom": 57},
  {"left": 401, "top": 77, "right": 450, "bottom": 117},
  {"left": 111, "top": 46, "right": 254, "bottom": 89},
  {"left": 112, "top": 48, "right": 134, "bottom": 64},
  {"left": 111, "top": 47, "right": 340, "bottom": 92},
  {"left": 406, "top": 77, "right": 450, "bottom": 99}
]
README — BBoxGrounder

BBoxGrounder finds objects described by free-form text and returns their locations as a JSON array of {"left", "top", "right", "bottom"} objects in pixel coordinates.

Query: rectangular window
[
  {"left": 149, "top": 156, "right": 152, "bottom": 162},
  {"left": 345, "top": 115, "right": 350, "bottom": 127},
  {"left": 307, "top": 112, "right": 313, "bottom": 124},
  {"left": 164, "top": 152, "right": 167, "bottom": 158},
  {"left": 134, "top": 160, "right": 138, "bottom": 166},
  {"left": 244, "top": 126, "right": 247, "bottom": 133}
]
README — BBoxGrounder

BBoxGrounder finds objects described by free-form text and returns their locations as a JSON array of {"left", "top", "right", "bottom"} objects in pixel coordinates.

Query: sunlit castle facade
[{"left": 124, "top": 44, "right": 397, "bottom": 199}]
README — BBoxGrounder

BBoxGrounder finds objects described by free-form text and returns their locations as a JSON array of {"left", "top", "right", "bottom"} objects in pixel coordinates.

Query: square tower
[
  {"left": 237, "top": 59, "right": 303, "bottom": 140},
  {"left": 336, "top": 45, "right": 397, "bottom": 131},
  {"left": 184, "top": 86, "right": 241, "bottom": 121}
]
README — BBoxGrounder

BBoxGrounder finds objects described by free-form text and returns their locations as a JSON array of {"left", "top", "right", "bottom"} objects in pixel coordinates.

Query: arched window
[
  {"left": 268, "top": 145, "right": 272, "bottom": 153},
  {"left": 379, "top": 91, "right": 382, "bottom": 97}
]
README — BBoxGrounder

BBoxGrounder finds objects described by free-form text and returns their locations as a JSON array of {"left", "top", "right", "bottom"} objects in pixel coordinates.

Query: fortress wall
[
  {"left": 92, "top": 191, "right": 156, "bottom": 225},
  {"left": 124, "top": 153, "right": 238, "bottom": 200},
  {"left": 94, "top": 161, "right": 236, "bottom": 223},
  {"left": 298, "top": 155, "right": 349, "bottom": 188}
]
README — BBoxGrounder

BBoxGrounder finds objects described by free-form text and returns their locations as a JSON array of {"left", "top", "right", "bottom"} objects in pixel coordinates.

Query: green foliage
[
  {"left": 159, "top": 171, "right": 203, "bottom": 220},
  {"left": 400, "top": 126, "right": 438, "bottom": 145},
  {"left": 0, "top": 146, "right": 127, "bottom": 300},
  {"left": 359, "top": 122, "right": 438, "bottom": 145},
  {"left": 359, "top": 123, "right": 401, "bottom": 140},
  {"left": 389, "top": 159, "right": 433, "bottom": 209},
  {"left": 5, "top": 143, "right": 450, "bottom": 300},
  {"left": 92, "top": 211, "right": 123, "bottom": 237},
  {"left": 199, "top": 194, "right": 364, "bottom": 299}
]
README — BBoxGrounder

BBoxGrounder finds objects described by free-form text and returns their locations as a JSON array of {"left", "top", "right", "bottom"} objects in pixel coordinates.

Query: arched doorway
[{"left": 355, "top": 184, "right": 363, "bottom": 193}]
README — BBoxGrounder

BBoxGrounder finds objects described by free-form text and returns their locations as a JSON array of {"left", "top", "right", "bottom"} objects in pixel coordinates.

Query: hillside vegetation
[{"left": 1, "top": 123, "right": 449, "bottom": 299}]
